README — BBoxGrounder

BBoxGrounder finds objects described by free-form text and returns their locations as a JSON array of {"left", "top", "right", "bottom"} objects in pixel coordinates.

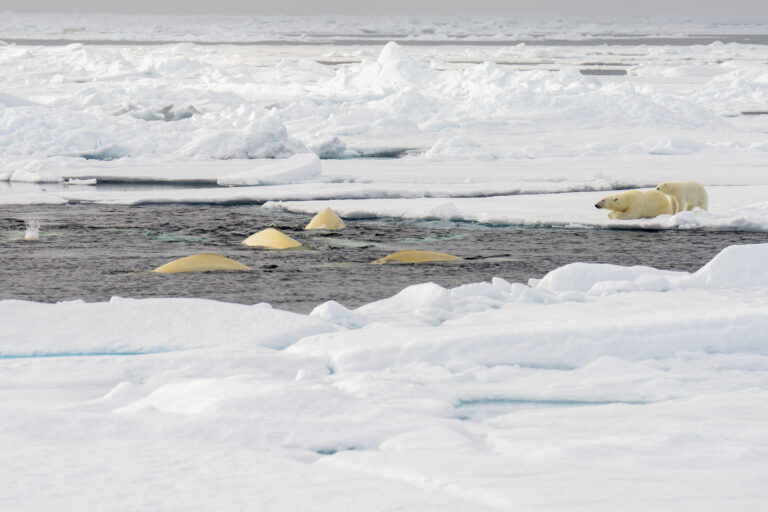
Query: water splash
[{"left": 24, "top": 219, "right": 40, "bottom": 241}]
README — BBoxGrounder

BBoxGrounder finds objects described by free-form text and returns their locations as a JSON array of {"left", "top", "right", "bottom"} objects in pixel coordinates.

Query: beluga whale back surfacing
[
  {"left": 152, "top": 253, "right": 251, "bottom": 273},
  {"left": 372, "top": 250, "right": 463, "bottom": 264},
  {"left": 305, "top": 207, "right": 345, "bottom": 230},
  {"left": 242, "top": 228, "right": 302, "bottom": 249}
]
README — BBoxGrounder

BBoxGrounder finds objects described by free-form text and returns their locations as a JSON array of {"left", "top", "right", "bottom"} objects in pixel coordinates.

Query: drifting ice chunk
[
  {"left": 305, "top": 207, "right": 346, "bottom": 230},
  {"left": 685, "top": 243, "right": 768, "bottom": 289},
  {"left": 310, "top": 300, "right": 367, "bottom": 329},
  {"left": 217, "top": 153, "right": 321, "bottom": 186},
  {"left": 375, "top": 41, "right": 430, "bottom": 87},
  {"left": 152, "top": 253, "right": 250, "bottom": 273},
  {"left": 329, "top": 41, "right": 431, "bottom": 90},
  {"left": 534, "top": 262, "right": 683, "bottom": 294},
  {"left": 127, "top": 103, "right": 200, "bottom": 122},
  {"left": 242, "top": 228, "right": 302, "bottom": 249}
]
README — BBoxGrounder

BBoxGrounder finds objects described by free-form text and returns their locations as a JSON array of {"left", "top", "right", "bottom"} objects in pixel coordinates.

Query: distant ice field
[
  {"left": 3, "top": 13, "right": 768, "bottom": 44},
  {"left": 2, "top": 20, "right": 768, "bottom": 235}
]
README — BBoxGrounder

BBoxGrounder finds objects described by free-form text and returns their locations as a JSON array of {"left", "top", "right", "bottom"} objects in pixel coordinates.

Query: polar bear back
[
  {"left": 595, "top": 189, "right": 675, "bottom": 219},
  {"left": 656, "top": 181, "right": 708, "bottom": 212}
]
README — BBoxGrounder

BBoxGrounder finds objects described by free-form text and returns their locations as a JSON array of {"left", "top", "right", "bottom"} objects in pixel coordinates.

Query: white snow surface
[
  {"left": 3, "top": 244, "right": 768, "bottom": 510},
  {"left": 216, "top": 152, "right": 321, "bottom": 186},
  {"left": 2, "top": 29, "right": 768, "bottom": 230},
  {"left": 3, "top": 14, "right": 768, "bottom": 511}
]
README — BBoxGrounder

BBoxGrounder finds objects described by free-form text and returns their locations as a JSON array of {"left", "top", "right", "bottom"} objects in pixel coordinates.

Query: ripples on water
[{"left": 2, "top": 204, "right": 767, "bottom": 313}]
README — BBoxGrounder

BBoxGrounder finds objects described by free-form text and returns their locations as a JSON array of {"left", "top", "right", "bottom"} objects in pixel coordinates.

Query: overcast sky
[{"left": 3, "top": 0, "right": 768, "bottom": 17}]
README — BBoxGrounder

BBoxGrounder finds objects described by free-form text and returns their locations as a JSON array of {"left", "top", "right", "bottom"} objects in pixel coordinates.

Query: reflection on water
[{"left": 2, "top": 204, "right": 768, "bottom": 313}]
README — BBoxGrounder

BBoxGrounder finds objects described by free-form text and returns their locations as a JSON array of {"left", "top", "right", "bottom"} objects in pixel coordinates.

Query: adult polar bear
[
  {"left": 656, "top": 180, "right": 708, "bottom": 213},
  {"left": 595, "top": 189, "right": 675, "bottom": 219}
]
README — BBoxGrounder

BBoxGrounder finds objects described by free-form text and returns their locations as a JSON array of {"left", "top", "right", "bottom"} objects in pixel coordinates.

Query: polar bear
[
  {"left": 595, "top": 189, "right": 675, "bottom": 220},
  {"left": 656, "top": 181, "right": 708, "bottom": 213}
]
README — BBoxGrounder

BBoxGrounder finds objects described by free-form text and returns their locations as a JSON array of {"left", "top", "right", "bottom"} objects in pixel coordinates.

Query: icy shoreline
[{"left": 3, "top": 157, "right": 768, "bottom": 231}]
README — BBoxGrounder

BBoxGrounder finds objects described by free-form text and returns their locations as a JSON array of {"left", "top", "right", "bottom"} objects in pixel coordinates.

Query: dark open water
[{"left": 2, "top": 204, "right": 767, "bottom": 313}]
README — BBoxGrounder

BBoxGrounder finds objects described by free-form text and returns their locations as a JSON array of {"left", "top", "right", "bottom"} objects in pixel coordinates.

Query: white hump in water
[
  {"left": 372, "top": 250, "right": 462, "bottom": 264},
  {"left": 305, "top": 207, "right": 345, "bottom": 230},
  {"left": 242, "top": 228, "right": 302, "bottom": 249},
  {"left": 152, "top": 253, "right": 251, "bottom": 273}
]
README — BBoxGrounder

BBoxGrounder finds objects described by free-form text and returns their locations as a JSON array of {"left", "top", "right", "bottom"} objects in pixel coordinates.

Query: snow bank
[
  {"left": 1, "top": 94, "right": 307, "bottom": 162},
  {"left": 329, "top": 42, "right": 433, "bottom": 91},
  {"left": 639, "top": 136, "right": 706, "bottom": 156},
  {"left": 0, "top": 297, "right": 336, "bottom": 355},
  {"left": 684, "top": 243, "right": 768, "bottom": 288},
  {"left": 0, "top": 92, "right": 39, "bottom": 108},
  {"left": 537, "top": 243, "right": 768, "bottom": 294},
  {"left": 0, "top": 34, "right": 761, "bottom": 172},
  {"left": 176, "top": 113, "right": 308, "bottom": 160},
  {"left": 217, "top": 153, "right": 321, "bottom": 186},
  {"left": 292, "top": 245, "right": 768, "bottom": 376},
  {"left": 532, "top": 263, "right": 685, "bottom": 294},
  {"left": 3, "top": 239, "right": 768, "bottom": 511},
  {"left": 313, "top": 41, "right": 731, "bottom": 151},
  {"left": 423, "top": 136, "right": 496, "bottom": 161},
  {"left": 694, "top": 67, "right": 768, "bottom": 115},
  {"left": 0, "top": 105, "right": 134, "bottom": 160},
  {"left": 308, "top": 243, "right": 768, "bottom": 332}
]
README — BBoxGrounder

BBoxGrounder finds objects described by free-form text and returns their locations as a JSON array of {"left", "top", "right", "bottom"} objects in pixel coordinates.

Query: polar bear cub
[
  {"left": 595, "top": 189, "right": 675, "bottom": 220},
  {"left": 656, "top": 180, "right": 708, "bottom": 213}
]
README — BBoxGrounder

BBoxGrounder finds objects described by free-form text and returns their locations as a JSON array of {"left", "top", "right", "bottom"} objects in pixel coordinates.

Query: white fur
[
  {"left": 595, "top": 189, "right": 675, "bottom": 220},
  {"left": 656, "top": 181, "right": 708, "bottom": 213}
]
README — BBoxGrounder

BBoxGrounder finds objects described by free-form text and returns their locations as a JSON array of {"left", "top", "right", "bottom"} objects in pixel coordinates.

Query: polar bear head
[
  {"left": 656, "top": 182, "right": 672, "bottom": 194},
  {"left": 595, "top": 193, "right": 628, "bottom": 212}
]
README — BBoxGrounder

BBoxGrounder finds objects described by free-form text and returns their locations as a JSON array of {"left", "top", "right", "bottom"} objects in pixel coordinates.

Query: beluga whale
[
  {"left": 305, "top": 207, "right": 345, "bottom": 230},
  {"left": 242, "top": 228, "right": 302, "bottom": 249},
  {"left": 372, "top": 250, "right": 462, "bottom": 264},
  {"left": 152, "top": 253, "right": 251, "bottom": 273}
]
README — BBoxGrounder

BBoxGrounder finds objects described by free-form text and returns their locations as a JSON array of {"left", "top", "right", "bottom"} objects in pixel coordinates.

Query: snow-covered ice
[
  {"left": 3, "top": 24, "right": 768, "bottom": 230},
  {"left": 2, "top": 244, "right": 768, "bottom": 510},
  {"left": 2, "top": 13, "right": 768, "bottom": 511}
]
